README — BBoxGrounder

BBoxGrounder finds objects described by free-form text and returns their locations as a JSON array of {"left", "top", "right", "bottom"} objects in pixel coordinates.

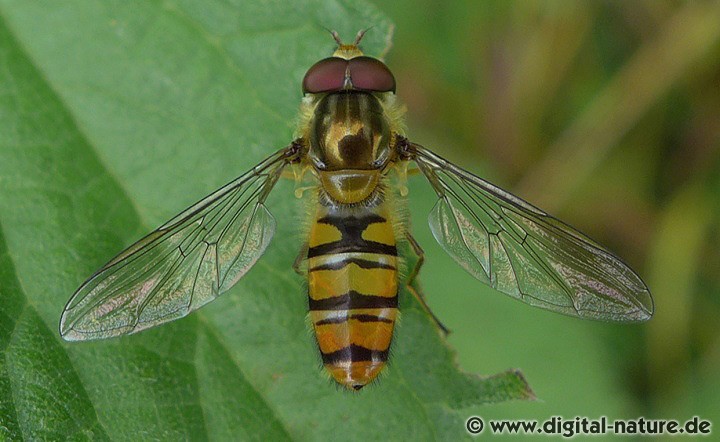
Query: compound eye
[
  {"left": 348, "top": 56, "right": 396, "bottom": 93},
  {"left": 302, "top": 57, "right": 348, "bottom": 94}
]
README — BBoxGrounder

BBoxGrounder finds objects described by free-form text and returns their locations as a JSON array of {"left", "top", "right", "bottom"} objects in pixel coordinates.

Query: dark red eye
[
  {"left": 302, "top": 57, "right": 348, "bottom": 94},
  {"left": 348, "top": 56, "right": 396, "bottom": 93}
]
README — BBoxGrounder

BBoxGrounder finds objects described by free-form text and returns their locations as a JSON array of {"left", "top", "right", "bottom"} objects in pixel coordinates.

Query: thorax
[{"left": 300, "top": 92, "right": 394, "bottom": 204}]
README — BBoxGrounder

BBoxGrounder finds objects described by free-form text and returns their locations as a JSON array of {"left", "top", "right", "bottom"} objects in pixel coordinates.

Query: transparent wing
[
  {"left": 60, "top": 146, "right": 297, "bottom": 340},
  {"left": 409, "top": 142, "right": 653, "bottom": 322}
]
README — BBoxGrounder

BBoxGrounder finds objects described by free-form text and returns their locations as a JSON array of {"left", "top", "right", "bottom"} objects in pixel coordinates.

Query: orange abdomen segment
[{"left": 307, "top": 203, "right": 398, "bottom": 390}]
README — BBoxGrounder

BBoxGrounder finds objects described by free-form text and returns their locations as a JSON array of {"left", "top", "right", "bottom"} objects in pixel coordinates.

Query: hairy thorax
[{"left": 299, "top": 91, "right": 401, "bottom": 204}]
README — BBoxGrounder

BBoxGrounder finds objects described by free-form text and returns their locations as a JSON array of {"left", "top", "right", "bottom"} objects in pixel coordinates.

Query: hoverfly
[{"left": 60, "top": 30, "right": 654, "bottom": 391}]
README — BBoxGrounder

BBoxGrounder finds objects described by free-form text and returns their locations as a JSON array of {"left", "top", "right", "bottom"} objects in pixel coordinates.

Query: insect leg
[
  {"left": 406, "top": 167, "right": 421, "bottom": 176},
  {"left": 293, "top": 242, "right": 308, "bottom": 276},
  {"left": 406, "top": 233, "right": 450, "bottom": 335}
]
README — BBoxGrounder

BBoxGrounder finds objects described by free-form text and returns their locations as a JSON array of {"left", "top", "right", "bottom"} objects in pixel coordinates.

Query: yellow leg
[
  {"left": 280, "top": 169, "right": 298, "bottom": 180},
  {"left": 406, "top": 233, "right": 450, "bottom": 335},
  {"left": 293, "top": 243, "right": 308, "bottom": 276},
  {"left": 406, "top": 167, "right": 421, "bottom": 176}
]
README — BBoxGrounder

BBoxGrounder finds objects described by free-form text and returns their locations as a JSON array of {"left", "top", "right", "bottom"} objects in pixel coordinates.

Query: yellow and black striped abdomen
[{"left": 307, "top": 202, "right": 398, "bottom": 390}]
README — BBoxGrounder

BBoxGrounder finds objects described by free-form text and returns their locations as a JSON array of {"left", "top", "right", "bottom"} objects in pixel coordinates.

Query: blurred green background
[{"left": 372, "top": 0, "right": 720, "bottom": 428}]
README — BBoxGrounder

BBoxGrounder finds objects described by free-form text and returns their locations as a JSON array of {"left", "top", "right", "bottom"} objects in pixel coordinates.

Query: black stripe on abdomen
[
  {"left": 307, "top": 213, "right": 397, "bottom": 258},
  {"left": 308, "top": 290, "right": 398, "bottom": 310},
  {"left": 308, "top": 241, "right": 396, "bottom": 258},
  {"left": 308, "top": 257, "right": 396, "bottom": 272},
  {"left": 315, "top": 314, "right": 394, "bottom": 326},
  {"left": 321, "top": 344, "right": 389, "bottom": 364}
]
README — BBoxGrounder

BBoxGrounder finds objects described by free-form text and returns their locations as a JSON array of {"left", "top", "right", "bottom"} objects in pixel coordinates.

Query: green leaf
[{"left": 0, "top": 1, "right": 532, "bottom": 439}]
